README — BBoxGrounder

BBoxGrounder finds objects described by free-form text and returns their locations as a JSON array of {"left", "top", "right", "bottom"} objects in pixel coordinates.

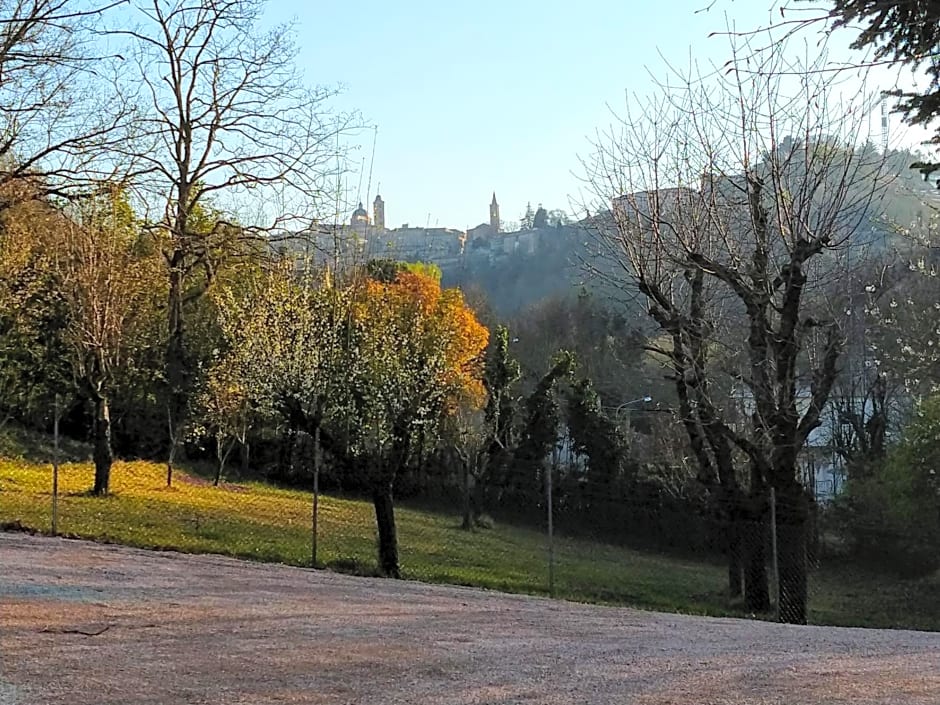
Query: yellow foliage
[{"left": 356, "top": 269, "right": 489, "bottom": 410}]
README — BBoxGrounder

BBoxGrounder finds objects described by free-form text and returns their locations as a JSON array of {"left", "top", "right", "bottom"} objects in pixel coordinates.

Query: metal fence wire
[{"left": 1, "top": 444, "right": 939, "bottom": 631}]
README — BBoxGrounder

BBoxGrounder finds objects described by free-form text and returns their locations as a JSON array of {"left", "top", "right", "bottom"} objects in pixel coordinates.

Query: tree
[
  {"left": 113, "top": 0, "right": 349, "bottom": 469},
  {"left": 828, "top": 1, "right": 940, "bottom": 185},
  {"left": 565, "top": 377, "right": 630, "bottom": 494},
  {"left": 547, "top": 209, "right": 570, "bottom": 228},
  {"left": 444, "top": 403, "right": 488, "bottom": 531},
  {"left": 52, "top": 188, "right": 155, "bottom": 494},
  {"left": 195, "top": 358, "right": 252, "bottom": 486},
  {"left": 509, "top": 291, "right": 647, "bottom": 406},
  {"left": 746, "top": 2, "right": 940, "bottom": 185},
  {"left": 0, "top": 0, "right": 132, "bottom": 210},
  {"left": 475, "top": 325, "right": 521, "bottom": 513},
  {"left": 520, "top": 202, "right": 535, "bottom": 230},
  {"left": 511, "top": 351, "right": 575, "bottom": 507},
  {"left": 584, "top": 38, "right": 889, "bottom": 623},
  {"left": 338, "top": 265, "right": 489, "bottom": 577},
  {"left": 0, "top": 189, "right": 71, "bottom": 429},
  {"left": 834, "top": 393, "right": 940, "bottom": 578},
  {"left": 215, "top": 260, "right": 344, "bottom": 477}
]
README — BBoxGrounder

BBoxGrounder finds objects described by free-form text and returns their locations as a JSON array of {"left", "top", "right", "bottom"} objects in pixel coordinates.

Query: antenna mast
[
  {"left": 355, "top": 157, "right": 365, "bottom": 204},
  {"left": 365, "top": 125, "right": 378, "bottom": 205},
  {"left": 881, "top": 95, "right": 889, "bottom": 151}
]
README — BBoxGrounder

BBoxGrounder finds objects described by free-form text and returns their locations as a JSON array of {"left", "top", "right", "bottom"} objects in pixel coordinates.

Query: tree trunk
[
  {"left": 372, "top": 482, "right": 400, "bottom": 578},
  {"left": 279, "top": 425, "right": 296, "bottom": 477},
  {"left": 166, "top": 405, "right": 178, "bottom": 488},
  {"left": 92, "top": 396, "right": 113, "bottom": 496},
  {"left": 166, "top": 258, "right": 187, "bottom": 484},
  {"left": 717, "top": 486, "right": 745, "bottom": 599},
  {"left": 775, "top": 482, "right": 809, "bottom": 624},
  {"left": 240, "top": 439, "right": 250, "bottom": 474},
  {"left": 214, "top": 434, "right": 226, "bottom": 486},
  {"left": 461, "top": 455, "right": 473, "bottom": 531},
  {"left": 741, "top": 491, "right": 771, "bottom": 612},
  {"left": 743, "top": 529, "right": 770, "bottom": 612},
  {"left": 727, "top": 518, "right": 744, "bottom": 599},
  {"left": 166, "top": 444, "right": 176, "bottom": 488}
]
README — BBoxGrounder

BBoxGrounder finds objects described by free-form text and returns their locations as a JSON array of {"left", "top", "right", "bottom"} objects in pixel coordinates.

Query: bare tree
[
  {"left": 0, "top": 0, "right": 133, "bottom": 208},
  {"left": 583, "top": 37, "right": 889, "bottom": 623},
  {"left": 110, "top": 0, "right": 351, "bottom": 480},
  {"left": 726, "top": 1, "right": 940, "bottom": 184}
]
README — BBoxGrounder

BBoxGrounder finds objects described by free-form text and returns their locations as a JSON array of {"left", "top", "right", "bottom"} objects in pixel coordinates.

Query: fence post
[
  {"left": 311, "top": 425, "right": 321, "bottom": 568},
  {"left": 51, "top": 394, "right": 60, "bottom": 536},
  {"left": 770, "top": 486, "right": 779, "bottom": 622},
  {"left": 546, "top": 460, "right": 555, "bottom": 598}
]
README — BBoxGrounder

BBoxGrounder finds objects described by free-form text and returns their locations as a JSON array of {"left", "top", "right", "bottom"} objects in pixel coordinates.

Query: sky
[{"left": 262, "top": 0, "right": 926, "bottom": 231}]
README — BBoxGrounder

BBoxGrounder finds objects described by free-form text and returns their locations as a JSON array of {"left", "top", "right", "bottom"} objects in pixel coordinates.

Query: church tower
[
  {"left": 373, "top": 194, "right": 385, "bottom": 231},
  {"left": 490, "top": 192, "right": 500, "bottom": 233}
]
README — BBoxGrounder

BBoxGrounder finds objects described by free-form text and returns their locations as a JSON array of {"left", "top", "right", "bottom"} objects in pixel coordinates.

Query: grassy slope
[{"left": 1, "top": 453, "right": 938, "bottom": 630}]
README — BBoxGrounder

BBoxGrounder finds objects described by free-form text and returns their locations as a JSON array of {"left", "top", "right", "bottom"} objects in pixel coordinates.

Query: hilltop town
[{"left": 311, "top": 192, "right": 575, "bottom": 271}]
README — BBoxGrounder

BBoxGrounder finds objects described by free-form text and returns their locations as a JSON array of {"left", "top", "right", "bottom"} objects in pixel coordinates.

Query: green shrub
[{"left": 834, "top": 396, "right": 940, "bottom": 578}]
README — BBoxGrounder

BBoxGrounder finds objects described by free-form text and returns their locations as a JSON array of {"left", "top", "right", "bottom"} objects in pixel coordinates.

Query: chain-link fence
[{"left": 1, "top": 447, "right": 938, "bottom": 631}]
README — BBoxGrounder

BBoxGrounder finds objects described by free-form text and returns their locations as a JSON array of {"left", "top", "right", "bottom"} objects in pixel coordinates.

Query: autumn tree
[
  {"left": 584, "top": 38, "right": 890, "bottom": 623},
  {"left": 337, "top": 264, "right": 488, "bottom": 577},
  {"left": 112, "top": 0, "right": 349, "bottom": 465}
]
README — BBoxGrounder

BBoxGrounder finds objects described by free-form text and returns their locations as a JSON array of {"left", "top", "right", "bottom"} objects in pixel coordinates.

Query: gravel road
[{"left": 1, "top": 532, "right": 938, "bottom": 704}]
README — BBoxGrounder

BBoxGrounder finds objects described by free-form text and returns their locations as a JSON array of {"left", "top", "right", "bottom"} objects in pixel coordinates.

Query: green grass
[{"left": 1, "top": 452, "right": 938, "bottom": 630}]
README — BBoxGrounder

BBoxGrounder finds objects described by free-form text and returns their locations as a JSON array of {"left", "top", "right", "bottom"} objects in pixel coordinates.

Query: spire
[{"left": 491, "top": 192, "right": 498, "bottom": 206}]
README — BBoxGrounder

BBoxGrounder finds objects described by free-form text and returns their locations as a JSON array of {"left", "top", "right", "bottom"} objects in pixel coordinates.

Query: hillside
[{"left": 440, "top": 224, "right": 589, "bottom": 316}]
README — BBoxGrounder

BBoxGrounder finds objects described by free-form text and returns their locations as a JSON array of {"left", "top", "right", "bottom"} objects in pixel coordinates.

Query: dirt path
[{"left": 1, "top": 533, "right": 938, "bottom": 704}]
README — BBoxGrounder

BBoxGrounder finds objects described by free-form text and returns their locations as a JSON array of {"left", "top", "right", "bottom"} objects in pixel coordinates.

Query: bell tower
[
  {"left": 489, "top": 192, "right": 500, "bottom": 232},
  {"left": 373, "top": 194, "right": 385, "bottom": 231}
]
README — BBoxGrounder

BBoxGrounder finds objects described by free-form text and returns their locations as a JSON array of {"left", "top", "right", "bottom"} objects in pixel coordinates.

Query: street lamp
[{"left": 612, "top": 395, "right": 652, "bottom": 414}]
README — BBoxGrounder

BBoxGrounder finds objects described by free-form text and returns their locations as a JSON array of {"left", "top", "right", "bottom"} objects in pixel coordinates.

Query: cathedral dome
[{"left": 351, "top": 202, "right": 369, "bottom": 225}]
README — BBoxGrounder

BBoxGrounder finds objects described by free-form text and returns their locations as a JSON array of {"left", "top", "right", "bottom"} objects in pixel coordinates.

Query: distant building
[
  {"left": 373, "top": 194, "right": 385, "bottom": 231},
  {"left": 533, "top": 203, "right": 548, "bottom": 229},
  {"left": 469, "top": 193, "right": 502, "bottom": 241},
  {"left": 304, "top": 190, "right": 552, "bottom": 269},
  {"left": 350, "top": 202, "right": 369, "bottom": 234}
]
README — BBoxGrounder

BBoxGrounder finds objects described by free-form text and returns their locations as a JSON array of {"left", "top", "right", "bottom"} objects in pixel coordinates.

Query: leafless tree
[
  {"left": 109, "top": 0, "right": 352, "bottom": 481},
  {"left": 583, "top": 37, "right": 890, "bottom": 623},
  {"left": 0, "top": 0, "right": 133, "bottom": 208}
]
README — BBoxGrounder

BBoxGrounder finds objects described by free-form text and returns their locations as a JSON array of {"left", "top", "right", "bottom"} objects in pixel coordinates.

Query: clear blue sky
[{"left": 263, "top": 1, "right": 904, "bottom": 230}]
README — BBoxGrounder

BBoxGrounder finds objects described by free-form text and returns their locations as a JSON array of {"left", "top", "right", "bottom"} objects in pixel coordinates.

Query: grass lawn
[{"left": 1, "top": 454, "right": 938, "bottom": 631}]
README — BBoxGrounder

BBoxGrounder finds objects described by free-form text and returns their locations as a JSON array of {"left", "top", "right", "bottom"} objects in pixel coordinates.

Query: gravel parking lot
[{"left": 1, "top": 532, "right": 938, "bottom": 704}]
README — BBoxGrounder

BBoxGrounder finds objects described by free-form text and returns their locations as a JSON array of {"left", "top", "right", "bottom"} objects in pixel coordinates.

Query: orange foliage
[{"left": 357, "top": 269, "right": 489, "bottom": 410}]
